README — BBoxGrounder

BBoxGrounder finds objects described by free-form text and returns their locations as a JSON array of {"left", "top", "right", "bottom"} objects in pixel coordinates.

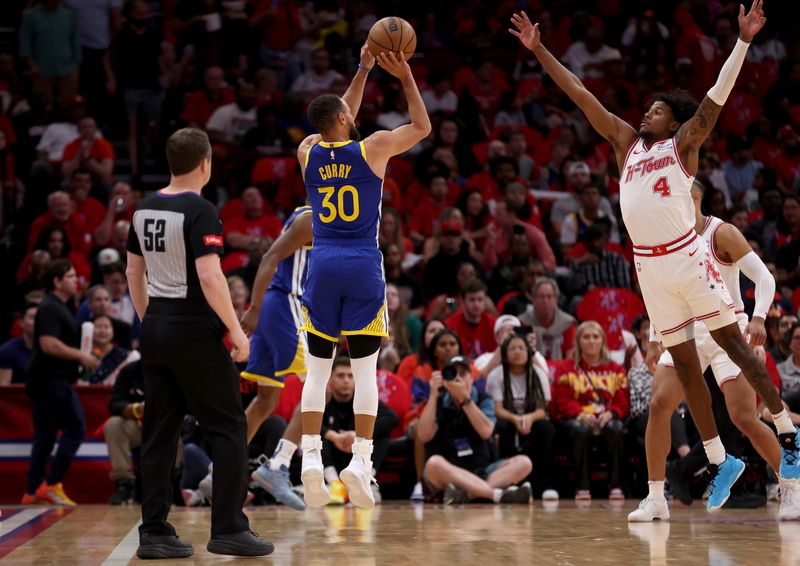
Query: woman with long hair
[
  {"left": 396, "top": 318, "right": 446, "bottom": 386},
  {"left": 82, "top": 314, "right": 136, "bottom": 385},
  {"left": 380, "top": 283, "right": 422, "bottom": 372},
  {"left": 379, "top": 207, "right": 413, "bottom": 255},
  {"left": 16, "top": 225, "right": 91, "bottom": 288},
  {"left": 455, "top": 188, "right": 493, "bottom": 247},
  {"left": 488, "top": 334, "right": 557, "bottom": 500},
  {"left": 551, "top": 321, "right": 629, "bottom": 501},
  {"left": 382, "top": 242, "right": 425, "bottom": 314}
]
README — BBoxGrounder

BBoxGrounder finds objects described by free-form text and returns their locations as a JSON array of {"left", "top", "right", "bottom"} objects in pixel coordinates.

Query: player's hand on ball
[
  {"left": 230, "top": 328, "right": 250, "bottom": 363},
  {"left": 738, "top": 0, "right": 766, "bottom": 43},
  {"left": 376, "top": 51, "right": 411, "bottom": 80},
  {"left": 359, "top": 41, "right": 375, "bottom": 70},
  {"left": 509, "top": 11, "right": 541, "bottom": 51}
]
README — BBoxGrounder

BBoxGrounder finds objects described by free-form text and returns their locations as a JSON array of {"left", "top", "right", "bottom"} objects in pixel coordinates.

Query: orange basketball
[{"left": 367, "top": 17, "right": 416, "bottom": 60}]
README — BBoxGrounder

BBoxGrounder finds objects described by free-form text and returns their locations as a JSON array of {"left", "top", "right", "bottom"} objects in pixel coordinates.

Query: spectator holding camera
[
  {"left": 417, "top": 354, "right": 533, "bottom": 504},
  {"left": 488, "top": 334, "right": 557, "bottom": 500},
  {"left": 551, "top": 321, "right": 629, "bottom": 501}
]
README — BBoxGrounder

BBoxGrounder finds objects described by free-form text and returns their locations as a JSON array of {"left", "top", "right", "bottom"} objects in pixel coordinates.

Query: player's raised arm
[
  {"left": 340, "top": 42, "right": 375, "bottom": 121},
  {"left": 675, "top": 1, "right": 766, "bottom": 159},
  {"left": 362, "top": 52, "right": 431, "bottom": 172},
  {"left": 509, "top": 11, "right": 636, "bottom": 155},
  {"left": 240, "top": 212, "right": 313, "bottom": 335}
]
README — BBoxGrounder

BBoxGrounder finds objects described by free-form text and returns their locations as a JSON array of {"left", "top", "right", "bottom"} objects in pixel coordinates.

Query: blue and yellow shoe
[
  {"left": 252, "top": 463, "right": 306, "bottom": 510},
  {"left": 779, "top": 428, "right": 800, "bottom": 481},
  {"left": 706, "top": 454, "right": 745, "bottom": 513}
]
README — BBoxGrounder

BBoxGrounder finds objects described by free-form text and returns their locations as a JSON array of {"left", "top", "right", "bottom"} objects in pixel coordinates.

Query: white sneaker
[
  {"left": 628, "top": 497, "right": 670, "bottom": 522},
  {"left": 300, "top": 436, "right": 329, "bottom": 507},
  {"left": 410, "top": 481, "right": 424, "bottom": 501},
  {"left": 542, "top": 489, "right": 559, "bottom": 501},
  {"left": 371, "top": 483, "right": 382, "bottom": 505},
  {"left": 340, "top": 439, "right": 376, "bottom": 509},
  {"left": 779, "top": 481, "right": 800, "bottom": 521}
]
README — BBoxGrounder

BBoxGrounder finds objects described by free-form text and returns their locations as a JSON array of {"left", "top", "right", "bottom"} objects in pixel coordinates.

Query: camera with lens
[{"left": 441, "top": 355, "right": 469, "bottom": 381}]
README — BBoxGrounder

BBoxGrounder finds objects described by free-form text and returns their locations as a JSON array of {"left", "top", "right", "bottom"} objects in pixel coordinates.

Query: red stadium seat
[
  {"left": 251, "top": 156, "right": 296, "bottom": 185},
  {"left": 496, "top": 290, "right": 520, "bottom": 314},
  {"left": 576, "top": 288, "right": 645, "bottom": 351}
]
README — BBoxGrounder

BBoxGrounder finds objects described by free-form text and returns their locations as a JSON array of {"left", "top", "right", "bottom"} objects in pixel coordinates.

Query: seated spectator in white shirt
[
  {"left": 206, "top": 81, "right": 258, "bottom": 146},
  {"left": 421, "top": 71, "right": 458, "bottom": 114},
  {"left": 289, "top": 48, "right": 344, "bottom": 103},
  {"left": 562, "top": 27, "right": 622, "bottom": 80}
]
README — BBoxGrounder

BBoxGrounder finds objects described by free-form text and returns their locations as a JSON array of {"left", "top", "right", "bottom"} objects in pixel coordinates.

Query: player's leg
[
  {"left": 245, "top": 386, "right": 281, "bottom": 444},
  {"left": 722, "top": 376, "right": 780, "bottom": 470},
  {"left": 339, "top": 334, "right": 382, "bottom": 508},
  {"left": 299, "top": 332, "right": 337, "bottom": 507},
  {"left": 629, "top": 364, "right": 683, "bottom": 521},
  {"left": 423, "top": 455, "right": 496, "bottom": 502},
  {"left": 709, "top": 323, "right": 800, "bottom": 480}
]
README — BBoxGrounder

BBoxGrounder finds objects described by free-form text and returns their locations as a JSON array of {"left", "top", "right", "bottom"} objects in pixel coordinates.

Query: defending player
[
  {"left": 510, "top": 0, "right": 799, "bottom": 513},
  {"left": 297, "top": 50, "right": 431, "bottom": 508},
  {"left": 628, "top": 180, "right": 800, "bottom": 522}
]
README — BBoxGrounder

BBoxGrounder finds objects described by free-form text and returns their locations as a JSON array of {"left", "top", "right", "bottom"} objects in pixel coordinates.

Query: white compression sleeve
[
  {"left": 707, "top": 38, "right": 750, "bottom": 105},
  {"left": 350, "top": 349, "right": 380, "bottom": 416},
  {"left": 736, "top": 251, "right": 776, "bottom": 320},
  {"left": 301, "top": 353, "right": 335, "bottom": 413}
]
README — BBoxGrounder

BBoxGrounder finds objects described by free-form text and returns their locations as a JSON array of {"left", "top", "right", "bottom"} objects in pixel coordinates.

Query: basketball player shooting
[
  {"left": 511, "top": 0, "right": 799, "bottom": 513},
  {"left": 296, "top": 49, "right": 431, "bottom": 509}
]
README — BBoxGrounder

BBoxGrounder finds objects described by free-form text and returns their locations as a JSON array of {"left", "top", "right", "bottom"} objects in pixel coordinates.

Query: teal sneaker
[{"left": 706, "top": 454, "right": 745, "bottom": 513}]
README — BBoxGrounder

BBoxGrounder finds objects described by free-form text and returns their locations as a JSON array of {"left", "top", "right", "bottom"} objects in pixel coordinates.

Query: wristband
[{"left": 358, "top": 64, "right": 372, "bottom": 74}]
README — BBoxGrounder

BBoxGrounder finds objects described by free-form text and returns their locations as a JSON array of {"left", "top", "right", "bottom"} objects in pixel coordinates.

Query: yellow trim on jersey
[
  {"left": 359, "top": 140, "right": 368, "bottom": 161},
  {"left": 299, "top": 306, "right": 339, "bottom": 342},
  {"left": 304, "top": 145, "right": 314, "bottom": 169},
  {"left": 319, "top": 140, "right": 354, "bottom": 148},
  {"left": 341, "top": 304, "right": 389, "bottom": 338},
  {"left": 240, "top": 371, "right": 285, "bottom": 389},
  {"left": 275, "top": 337, "right": 306, "bottom": 377}
]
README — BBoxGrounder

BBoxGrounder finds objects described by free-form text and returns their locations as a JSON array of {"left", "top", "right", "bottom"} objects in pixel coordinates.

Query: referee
[{"left": 126, "top": 128, "right": 273, "bottom": 559}]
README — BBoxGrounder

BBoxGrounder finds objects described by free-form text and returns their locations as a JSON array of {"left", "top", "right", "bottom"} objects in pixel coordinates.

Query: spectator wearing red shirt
[
  {"left": 180, "top": 66, "right": 235, "bottom": 129},
  {"left": 69, "top": 169, "right": 106, "bottom": 234},
  {"left": 222, "top": 187, "right": 282, "bottom": 272},
  {"left": 520, "top": 278, "right": 576, "bottom": 361},
  {"left": 17, "top": 225, "right": 91, "bottom": 290},
  {"left": 410, "top": 173, "right": 450, "bottom": 248},
  {"left": 482, "top": 201, "right": 556, "bottom": 273},
  {"left": 467, "top": 155, "right": 519, "bottom": 204},
  {"left": 446, "top": 279, "right": 497, "bottom": 360},
  {"left": 61, "top": 117, "right": 115, "bottom": 183},
  {"left": 28, "top": 191, "right": 92, "bottom": 255},
  {"left": 551, "top": 321, "right": 629, "bottom": 500}
]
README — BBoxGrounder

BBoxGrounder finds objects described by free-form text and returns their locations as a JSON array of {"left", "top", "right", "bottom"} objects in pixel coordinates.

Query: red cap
[{"left": 440, "top": 219, "right": 463, "bottom": 235}]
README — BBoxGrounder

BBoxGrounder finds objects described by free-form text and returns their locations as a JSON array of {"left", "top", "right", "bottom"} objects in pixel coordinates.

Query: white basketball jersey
[
  {"left": 699, "top": 215, "right": 744, "bottom": 312},
  {"left": 619, "top": 137, "right": 695, "bottom": 247}
]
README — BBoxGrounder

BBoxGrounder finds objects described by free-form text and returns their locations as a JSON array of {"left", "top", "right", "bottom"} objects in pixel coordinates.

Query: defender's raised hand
[
  {"left": 738, "top": 0, "right": 766, "bottom": 43},
  {"left": 509, "top": 11, "right": 541, "bottom": 52}
]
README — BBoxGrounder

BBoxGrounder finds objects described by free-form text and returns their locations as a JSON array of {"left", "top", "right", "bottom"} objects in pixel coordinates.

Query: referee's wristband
[{"left": 358, "top": 64, "right": 372, "bottom": 74}]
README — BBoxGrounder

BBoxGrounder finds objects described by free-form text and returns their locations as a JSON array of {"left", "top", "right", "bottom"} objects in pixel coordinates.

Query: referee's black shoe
[
  {"left": 207, "top": 530, "right": 275, "bottom": 556},
  {"left": 136, "top": 534, "right": 194, "bottom": 559}
]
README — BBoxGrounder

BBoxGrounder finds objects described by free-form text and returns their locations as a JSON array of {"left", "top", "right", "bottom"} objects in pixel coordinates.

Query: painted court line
[
  {"left": 0, "top": 509, "right": 47, "bottom": 540},
  {"left": 103, "top": 519, "right": 141, "bottom": 565}
]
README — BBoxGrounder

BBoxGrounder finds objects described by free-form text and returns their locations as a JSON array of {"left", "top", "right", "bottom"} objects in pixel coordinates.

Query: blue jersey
[
  {"left": 304, "top": 140, "right": 383, "bottom": 247},
  {"left": 268, "top": 205, "right": 312, "bottom": 296}
]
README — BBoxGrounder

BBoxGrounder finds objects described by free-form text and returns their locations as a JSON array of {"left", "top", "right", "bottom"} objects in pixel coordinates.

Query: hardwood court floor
[{"left": 2, "top": 500, "right": 799, "bottom": 565}]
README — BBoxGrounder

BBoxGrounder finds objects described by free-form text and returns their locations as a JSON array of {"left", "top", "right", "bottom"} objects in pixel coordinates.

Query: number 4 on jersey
[{"left": 653, "top": 176, "right": 671, "bottom": 198}]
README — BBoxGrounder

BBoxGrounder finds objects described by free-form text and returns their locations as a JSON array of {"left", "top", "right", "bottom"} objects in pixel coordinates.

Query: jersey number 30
[
  {"left": 653, "top": 177, "right": 671, "bottom": 198},
  {"left": 143, "top": 218, "right": 166, "bottom": 252},
  {"left": 318, "top": 185, "right": 360, "bottom": 223}
]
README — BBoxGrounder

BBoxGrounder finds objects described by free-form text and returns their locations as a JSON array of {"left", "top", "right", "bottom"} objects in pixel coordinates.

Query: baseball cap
[
  {"left": 494, "top": 314, "right": 521, "bottom": 336},
  {"left": 441, "top": 219, "right": 463, "bottom": 235},
  {"left": 445, "top": 354, "right": 470, "bottom": 370},
  {"left": 567, "top": 161, "right": 590, "bottom": 176},
  {"left": 97, "top": 248, "right": 120, "bottom": 267}
]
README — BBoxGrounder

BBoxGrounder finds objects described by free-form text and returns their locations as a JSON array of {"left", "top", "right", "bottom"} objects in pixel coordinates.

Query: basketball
[{"left": 367, "top": 17, "right": 416, "bottom": 60}]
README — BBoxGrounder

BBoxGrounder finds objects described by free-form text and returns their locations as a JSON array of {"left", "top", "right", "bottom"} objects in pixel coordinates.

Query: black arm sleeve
[
  {"left": 126, "top": 216, "right": 142, "bottom": 256},
  {"left": 189, "top": 200, "right": 224, "bottom": 259}
]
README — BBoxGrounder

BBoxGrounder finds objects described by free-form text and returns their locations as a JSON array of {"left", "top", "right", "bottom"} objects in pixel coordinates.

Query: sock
[
  {"left": 301, "top": 434, "right": 322, "bottom": 453},
  {"left": 492, "top": 488, "right": 503, "bottom": 503},
  {"left": 772, "top": 409, "right": 795, "bottom": 435},
  {"left": 269, "top": 439, "right": 297, "bottom": 470},
  {"left": 702, "top": 436, "right": 726, "bottom": 465},
  {"left": 324, "top": 466, "right": 339, "bottom": 484},
  {"left": 648, "top": 480, "right": 665, "bottom": 501}
]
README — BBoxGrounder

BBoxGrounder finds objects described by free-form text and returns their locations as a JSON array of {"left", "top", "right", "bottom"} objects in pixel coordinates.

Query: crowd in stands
[{"left": 1, "top": 0, "right": 800, "bottom": 506}]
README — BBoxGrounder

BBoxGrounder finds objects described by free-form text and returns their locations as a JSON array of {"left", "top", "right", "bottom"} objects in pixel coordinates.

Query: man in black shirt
[
  {"left": 105, "top": 360, "right": 145, "bottom": 506},
  {"left": 321, "top": 357, "right": 398, "bottom": 502},
  {"left": 0, "top": 303, "right": 37, "bottom": 384},
  {"left": 23, "top": 259, "right": 99, "bottom": 507},
  {"left": 126, "top": 128, "right": 272, "bottom": 558},
  {"left": 416, "top": 355, "right": 533, "bottom": 504}
]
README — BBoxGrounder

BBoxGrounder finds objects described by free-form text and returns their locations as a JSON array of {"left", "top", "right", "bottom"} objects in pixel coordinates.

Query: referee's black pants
[{"left": 139, "top": 300, "right": 249, "bottom": 537}]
